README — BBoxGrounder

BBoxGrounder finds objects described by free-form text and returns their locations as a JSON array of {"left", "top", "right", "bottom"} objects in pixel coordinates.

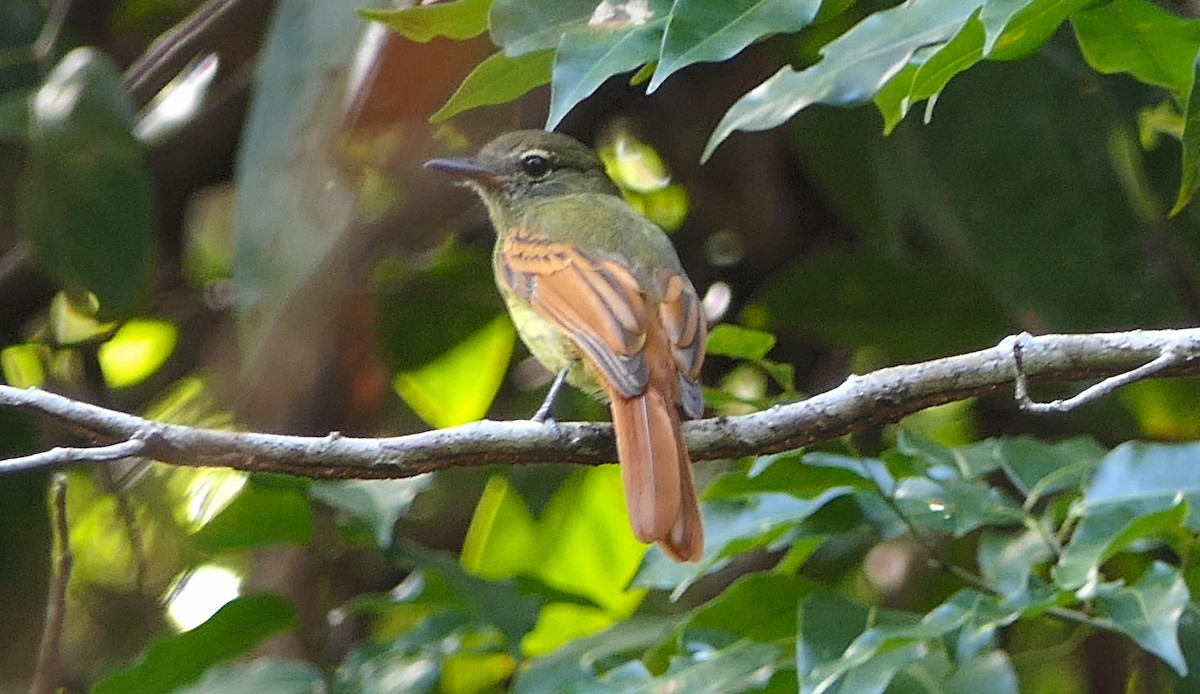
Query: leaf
[
  {"left": 174, "top": 658, "right": 324, "bottom": 694},
  {"left": 393, "top": 312, "right": 516, "bottom": 428},
  {"left": 987, "top": 0, "right": 1092, "bottom": 60},
  {"left": 1172, "top": 55, "right": 1200, "bottom": 216},
  {"left": 547, "top": 5, "right": 670, "bottom": 130},
  {"left": 1096, "top": 561, "right": 1190, "bottom": 675},
  {"left": 705, "top": 0, "right": 983, "bottom": 160},
  {"left": 310, "top": 477, "right": 431, "bottom": 548},
  {"left": 978, "top": 527, "right": 1055, "bottom": 597},
  {"left": 17, "top": 48, "right": 155, "bottom": 318},
  {"left": 191, "top": 475, "right": 313, "bottom": 552},
  {"left": 489, "top": 0, "right": 595, "bottom": 55},
  {"left": 878, "top": 12, "right": 986, "bottom": 134},
  {"left": 359, "top": 0, "right": 491, "bottom": 43},
  {"left": 648, "top": 0, "right": 821, "bottom": 92},
  {"left": 653, "top": 639, "right": 781, "bottom": 691},
  {"left": 93, "top": 594, "right": 297, "bottom": 694},
  {"left": 893, "top": 476, "right": 1025, "bottom": 538},
  {"left": 684, "top": 573, "right": 820, "bottom": 644},
  {"left": 514, "top": 617, "right": 678, "bottom": 694},
  {"left": 1053, "top": 501, "right": 1188, "bottom": 591},
  {"left": 431, "top": 49, "right": 554, "bottom": 122},
  {"left": 705, "top": 323, "right": 776, "bottom": 360},
  {"left": 1071, "top": 0, "right": 1200, "bottom": 95},
  {"left": 1084, "top": 442, "right": 1200, "bottom": 525}
]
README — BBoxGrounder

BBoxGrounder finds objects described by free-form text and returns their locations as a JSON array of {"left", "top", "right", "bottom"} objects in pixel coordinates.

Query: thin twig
[
  {"left": 0, "top": 438, "right": 149, "bottom": 474},
  {"left": 121, "top": 0, "right": 248, "bottom": 107},
  {"left": 28, "top": 475, "right": 72, "bottom": 694},
  {"left": 1013, "top": 332, "right": 1185, "bottom": 413}
]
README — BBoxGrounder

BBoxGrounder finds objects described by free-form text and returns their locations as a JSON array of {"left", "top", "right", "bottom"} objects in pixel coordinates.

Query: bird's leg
[{"left": 532, "top": 368, "right": 570, "bottom": 423}]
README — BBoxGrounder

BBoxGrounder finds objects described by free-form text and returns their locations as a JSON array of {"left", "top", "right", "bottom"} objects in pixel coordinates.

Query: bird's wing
[{"left": 497, "top": 226, "right": 703, "bottom": 404}]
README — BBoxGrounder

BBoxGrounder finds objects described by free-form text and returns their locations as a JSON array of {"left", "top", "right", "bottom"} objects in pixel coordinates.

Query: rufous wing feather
[{"left": 499, "top": 227, "right": 705, "bottom": 561}]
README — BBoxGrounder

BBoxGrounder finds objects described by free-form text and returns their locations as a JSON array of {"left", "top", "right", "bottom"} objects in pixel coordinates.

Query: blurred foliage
[{"left": 2, "top": 0, "right": 1200, "bottom": 692}]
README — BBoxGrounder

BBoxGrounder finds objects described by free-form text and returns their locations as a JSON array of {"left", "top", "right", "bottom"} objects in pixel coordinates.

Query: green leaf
[
  {"left": 893, "top": 476, "right": 1025, "bottom": 537},
  {"left": 684, "top": 572, "right": 820, "bottom": 643},
  {"left": 705, "top": 323, "right": 776, "bottom": 360},
  {"left": 17, "top": 48, "right": 155, "bottom": 318},
  {"left": 1084, "top": 442, "right": 1200, "bottom": 527},
  {"left": 705, "top": 0, "right": 983, "bottom": 160},
  {"left": 648, "top": 0, "right": 821, "bottom": 92},
  {"left": 978, "top": 527, "right": 1055, "bottom": 597},
  {"left": 705, "top": 453, "right": 880, "bottom": 499},
  {"left": 93, "top": 594, "right": 297, "bottom": 694},
  {"left": 653, "top": 639, "right": 781, "bottom": 691},
  {"left": 547, "top": 4, "right": 670, "bottom": 130},
  {"left": 359, "top": 0, "right": 491, "bottom": 43},
  {"left": 393, "top": 312, "right": 516, "bottom": 428},
  {"left": 174, "top": 658, "right": 324, "bottom": 694},
  {"left": 892, "top": 650, "right": 1019, "bottom": 694},
  {"left": 1053, "top": 501, "right": 1188, "bottom": 591},
  {"left": 975, "top": 436, "right": 1105, "bottom": 506},
  {"left": 191, "top": 476, "right": 313, "bottom": 552},
  {"left": 489, "top": 0, "right": 594, "bottom": 55},
  {"left": 635, "top": 489, "right": 852, "bottom": 592},
  {"left": 310, "top": 477, "right": 431, "bottom": 548},
  {"left": 431, "top": 49, "right": 553, "bottom": 122},
  {"left": 987, "top": 0, "right": 1092, "bottom": 60},
  {"left": 1172, "top": 55, "right": 1200, "bottom": 216},
  {"left": 1072, "top": 0, "right": 1200, "bottom": 95},
  {"left": 514, "top": 617, "right": 678, "bottom": 694},
  {"left": 336, "top": 611, "right": 472, "bottom": 694},
  {"left": 1096, "top": 561, "right": 1190, "bottom": 675}
]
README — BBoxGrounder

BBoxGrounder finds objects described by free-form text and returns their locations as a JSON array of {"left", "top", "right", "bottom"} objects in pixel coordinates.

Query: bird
[{"left": 426, "top": 130, "right": 707, "bottom": 561}]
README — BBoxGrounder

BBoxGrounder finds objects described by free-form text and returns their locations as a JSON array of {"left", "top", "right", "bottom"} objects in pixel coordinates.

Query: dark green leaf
[
  {"left": 514, "top": 617, "right": 677, "bottom": 694},
  {"left": 706, "top": 0, "right": 982, "bottom": 160},
  {"left": 649, "top": 0, "right": 820, "bottom": 92},
  {"left": 431, "top": 49, "right": 553, "bottom": 123},
  {"left": 1072, "top": 0, "right": 1200, "bottom": 95},
  {"left": 174, "top": 658, "right": 324, "bottom": 694},
  {"left": 973, "top": 436, "right": 1105, "bottom": 504},
  {"left": 704, "top": 453, "right": 877, "bottom": 499},
  {"left": 684, "top": 573, "right": 820, "bottom": 643},
  {"left": 978, "top": 527, "right": 1055, "bottom": 597},
  {"left": 336, "top": 612, "right": 474, "bottom": 694},
  {"left": 891, "top": 650, "right": 1019, "bottom": 694},
  {"left": 706, "top": 323, "right": 776, "bottom": 360},
  {"left": 1085, "top": 442, "right": 1200, "bottom": 528},
  {"left": 17, "top": 48, "right": 154, "bottom": 318},
  {"left": 1172, "top": 57, "right": 1200, "bottom": 216},
  {"left": 547, "top": 4, "right": 670, "bottom": 130},
  {"left": 490, "top": 0, "right": 594, "bottom": 55},
  {"left": 893, "top": 475, "right": 1025, "bottom": 537},
  {"left": 359, "top": 0, "right": 490, "bottom": 43},
  {"left": 93, "top": 594, "right": 296, "bottom": 694},
  {"left": 1096, "top": 561, "right": 1190, "bottom": 675},
  {"left": 311, "top": 478, "right": 431, "bottom": 548},
  {"left": 191, "top": 476, "right": 313, "bottom": 552},
  {"left": 654, "top": 639, "right": 781, "bottom": 691}
]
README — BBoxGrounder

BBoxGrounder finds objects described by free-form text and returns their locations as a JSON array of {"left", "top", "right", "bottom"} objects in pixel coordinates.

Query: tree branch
[
  {"left": 28, "top": 475, "right": 72, "bottom": 694},
  {"left": 2, "top": 329, "right": 1199, "bottom": 479}
]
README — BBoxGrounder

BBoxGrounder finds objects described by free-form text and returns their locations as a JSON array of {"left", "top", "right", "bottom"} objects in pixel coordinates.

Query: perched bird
[{"left": 426, "top": 130, "right": 707, "bottom": 561}]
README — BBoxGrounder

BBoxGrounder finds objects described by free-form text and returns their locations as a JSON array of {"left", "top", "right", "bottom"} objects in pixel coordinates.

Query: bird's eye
[{"left": 519, "top": 153, "right": 552, "bottom": 178}]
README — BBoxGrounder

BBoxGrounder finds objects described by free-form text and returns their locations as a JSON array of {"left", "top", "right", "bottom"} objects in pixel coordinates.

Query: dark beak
[{"left": 424, "top": 157, "right": 499, "bottom": 181}]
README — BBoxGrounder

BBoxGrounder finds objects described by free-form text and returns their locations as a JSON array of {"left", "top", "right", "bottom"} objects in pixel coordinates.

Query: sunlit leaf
[
  {"left": 1096, "top": 561, "right": 1189, "bottom": 675},
  {"left": 430, "top": 49, "right": 553, "bottom": 123},
  {"left": 98, "top": 318, "right": 178, "bottom": 388},
  {"left": 705, "top": 323, "right": 775, "bottom": 361},
  {"left": 93, "top": 595, "right": 296, "bottom": 694},
  {"left": 360, "top": 0, "right": 490, "bottom": 43},
  {"left": 393, "top": 313, "right": 516, "bottom": 428},
  {"left": 0, "top": 343, "right": 45, "bottom": 388},
  {"left": 649, "top": 0, "right": 820, "bottom": 92},
  {"left": 1172, "top": 57, "right": 1200, "bottom": 216}
]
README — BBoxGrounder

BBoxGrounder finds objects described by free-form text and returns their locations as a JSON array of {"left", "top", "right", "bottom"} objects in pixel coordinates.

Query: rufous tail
[{"left": 609, "top": 388, "right": 704, "bottom": 562}]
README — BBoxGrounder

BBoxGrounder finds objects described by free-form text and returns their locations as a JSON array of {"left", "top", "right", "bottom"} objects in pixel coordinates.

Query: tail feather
[{"left": 610, "top": 389, "right": 704, "bottom": 562}]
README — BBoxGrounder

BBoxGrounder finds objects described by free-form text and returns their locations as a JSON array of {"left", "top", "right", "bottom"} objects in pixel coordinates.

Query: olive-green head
[{"left": 425, "top": 130, "right": 621, "bottom": 225}]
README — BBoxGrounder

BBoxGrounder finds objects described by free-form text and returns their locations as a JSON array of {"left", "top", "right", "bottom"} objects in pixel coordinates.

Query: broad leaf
[
  {"left": 175, "top": 658, "right": 324, "bottom": 694},
  {"left": 490, "top": 0, "right": 594, "bottom": 55},
  {"left": 978, "top": 527, "right": 1055, "bottom": 597},
  {"left": 649, "top": 0, "right": 820, "bottom": 92},
  {"left": 93, "top": 595, "right": 296, "bottom": 694},
  {"left": 514, "top": 617, "right": 678, "bottom": 694},
  {"left": 311, "top": 477, "right": 431, "bottom": 548},
  {"left": 1054, "top": 502, "right": 1188, "bottom": 591},
  {"left": 1173, "top": 56, "right": 1200, "bottom": 215},
  {"left": 359, "top": 0, "right": 490, "bottom": 43},
  {"left": 191, "top": 475, "right": 313, "bottom": 552},
  {"left": 706, "top": 0, "right": 983, "bottom": 160},
  {"left": 706, "top": 323, "right": 776, "bottom": 361},
  {"left": 1072, "top": 0, "right": 1200, "bottom": 96},
  {"left": 1096, "top": 561, "right": 1190, "bottom": 675},
  {"left": 431, "top": 49, "right": 553, "bottom": 122},
  {"left": 683, "top": 573, "right": 820, "bottom": 644}
]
